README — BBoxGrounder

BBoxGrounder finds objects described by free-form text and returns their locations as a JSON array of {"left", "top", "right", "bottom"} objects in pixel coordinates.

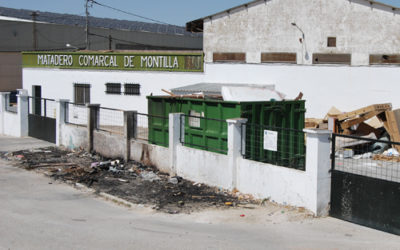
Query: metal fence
[
  {"left": 180, "top": 114, "right": 228, "bottom": 154},
  {"left": 97, "top": 107, "right": 124, "bottom": 135},
  {"left": 28, "top": 96, "right": 56, "bottom": 118},
  {"left": 4, "top": 93, "right": 17, "bottom": 113},
  {"left": 136, "top": 112, "right": 169, "bottom": 147},
  {"left": 242, "top": 123, "right": 306, "bottom": 170},
  {"left": 332, "top": 133, "right": 400, "bottom": 183},
  {"left": 64, "top": 102, "right": 87, "bottom": 126}
]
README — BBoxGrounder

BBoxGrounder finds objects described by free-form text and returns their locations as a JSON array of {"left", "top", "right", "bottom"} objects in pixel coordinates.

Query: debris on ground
[
  {"left": 2, "top": 147, "right": 255, "bottom": 214},
  {"left": 307, "top": 103, "right": 400, "bottom": 162}
]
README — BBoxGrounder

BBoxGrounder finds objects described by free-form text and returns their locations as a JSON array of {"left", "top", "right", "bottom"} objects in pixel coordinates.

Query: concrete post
[
  {"left": 132, "top": 111, "right": 138, "bottom": 139},
  {"left": 169, "top": 113, "right": 183, "bottom": 175},
  {"left": 304, "top": 129, "right": 332, "bottom": 216},
  {"left": 123, "top": 111, "right": 135, "bottom": 162},
  {"left": 227, "top": 118, "right": 248, "bottom": 190},
  {"left": 56, "top": 99, "right": 69, "bottom": 146},
  {"left": 0, "top": 92, "right": 10, "bottom": 135},
  {"left": 17, "top": 90, "right": 29, "bottom": 137},
  {"left": 87, "top": 104, "right": 100, "bottom": 152}
]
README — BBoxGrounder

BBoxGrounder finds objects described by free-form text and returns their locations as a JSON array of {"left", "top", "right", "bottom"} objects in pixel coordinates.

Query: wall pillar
[
  {"left": 0, "top": 92, "right": 9, "bottom": 135},
  {"left": 87, "top": 104, "right": 100, "bottom": 152},
  {"left": 304, "top": 129, "right": 332, "bottom": 216},
  {"left": 123, "top": 111, "right": 135, "bottom": 162},
  {"left": 17, "top": 89, "right": 28, "bottom": 137},
  {"left": 227, "top": 118, "right": 247, "bottom": 190},
  {"left": 56, "top": 99, "right": 69, "bottom": 146},
  {"left": 169, "top": 113, "right": 183, "bottom": 176}
]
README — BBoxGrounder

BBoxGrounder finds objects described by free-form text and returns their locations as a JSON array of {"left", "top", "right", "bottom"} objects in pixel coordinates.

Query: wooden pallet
[
  {"left": 340, "top": 111, "right": 382, "bottom": 129},
  {"left": 337, "top": 103, "right": 392, "bottom": 121}
]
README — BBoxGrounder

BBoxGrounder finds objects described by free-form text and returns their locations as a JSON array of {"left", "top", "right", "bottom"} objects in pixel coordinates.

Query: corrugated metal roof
[
  {"left": 0, "top": 6, "right": 201, "bottom": 37},
  {"left": 171, "top": 83, "right": 274, "bottom": 95}
]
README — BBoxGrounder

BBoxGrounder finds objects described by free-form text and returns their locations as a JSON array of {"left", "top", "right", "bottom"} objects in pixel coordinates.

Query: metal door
[
  {"left": 28, "top": 97, "right": 56, "bottom": 143},
  {"left": 330, "top": 133, "right": 400, "bottom": 235}
]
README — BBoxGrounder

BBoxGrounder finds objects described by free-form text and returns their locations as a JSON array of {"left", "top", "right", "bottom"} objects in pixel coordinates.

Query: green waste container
[{"left": 147, "top": 96, "right": 305, "bottom": 169}]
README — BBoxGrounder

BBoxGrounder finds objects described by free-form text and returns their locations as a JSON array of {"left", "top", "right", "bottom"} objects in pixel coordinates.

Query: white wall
[
  {"left": 130, "top": 140, "right": 171, "bottom": 173},
  {"left": 23, "top": 68, "right": 204, "bottom": 114},
  {"left": 204, "top": 63, "right": 400, "bottom": 118},
  {"left": 0, "top": 92, "right": 27, "bottom": 137},
  {"left": 237, "top": 158, "right": 312, "bottom": 207},
  {"left": 24, "top": 61, "right": 400, "bottom": 119},
  {"left": 3, "top": 111, "right": 19, "bottom": 137},
  {"left": 176, "top": 145, "right": 232, "bottom": 189},
  {"left": 204, "top": 0, "right": 400, "bottom": 65},
  {"left": 53, "top": 107, "right": 332, "bottom": 215},
  {"left": 59, "top": 124, "right": 88, "bottom": 150}
]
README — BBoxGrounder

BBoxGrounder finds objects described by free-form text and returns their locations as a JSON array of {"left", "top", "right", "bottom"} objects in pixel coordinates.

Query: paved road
[
  {"left": 0, "top": 136, "right": 54, "bottom": 152},
  {"left": 0, "top": 136, "right": 399, "bottom": 249}
]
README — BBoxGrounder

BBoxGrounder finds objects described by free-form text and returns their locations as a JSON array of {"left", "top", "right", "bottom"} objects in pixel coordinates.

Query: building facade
[
  {"left": 22, "top": 51, "right": 205, "bottom": 113},
  {"left": 0, "top": 6, "right": 202, "bottom": 95},
  {"left": 188, "top": 0, "right": 400, "bottom": 66},
  {"left": 0, "top": 7, "right": 202, "bottom": 51},
  {"left": 20, "top": 0, "right": 400, "bottom": 118}
]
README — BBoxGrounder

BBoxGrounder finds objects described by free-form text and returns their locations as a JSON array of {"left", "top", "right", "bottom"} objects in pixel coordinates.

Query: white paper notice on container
[{"left": 263, "top": 130, "right": 278, "bottom": 151}]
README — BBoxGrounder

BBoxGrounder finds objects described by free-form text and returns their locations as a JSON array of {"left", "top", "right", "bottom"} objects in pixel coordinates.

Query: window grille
[
  {"left": 74, "top": 83, "right": 90, "bottom": 104},
  {"left": 124, "top": 83, "right": 140, "bottom": 95},
  {"left": 105, "top": 83, "right": 121, "bottom": 94}
]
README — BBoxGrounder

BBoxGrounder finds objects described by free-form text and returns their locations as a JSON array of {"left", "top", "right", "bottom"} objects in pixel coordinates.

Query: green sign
[{"left": 22, "top": 51, "right": 204, "bottom": 72}]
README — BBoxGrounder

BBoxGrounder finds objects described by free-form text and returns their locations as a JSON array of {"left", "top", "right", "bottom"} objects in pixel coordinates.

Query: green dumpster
[{"left": 147, "top": 96, "right": 306, "bottom": 169}]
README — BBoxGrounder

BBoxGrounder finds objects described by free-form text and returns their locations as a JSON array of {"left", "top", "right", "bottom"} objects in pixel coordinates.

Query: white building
[
  {"left": 188, "top": 0, "right": 400, "bottom": 66},
  {"left": 22, "top": 0, "right": 400, "bottom": 117}
]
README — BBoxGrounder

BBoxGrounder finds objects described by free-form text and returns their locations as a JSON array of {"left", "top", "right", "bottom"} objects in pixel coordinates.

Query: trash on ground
[
  {"left": 2, "top": 146, "right": 252, "bottom": 214},
  {"left": 140, "top": 171, "right": 161, "bottom": 182}
]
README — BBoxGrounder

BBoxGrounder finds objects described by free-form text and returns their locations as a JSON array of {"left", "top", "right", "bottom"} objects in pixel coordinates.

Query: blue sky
[{"left": 0, "top": 0, "right": 399, "bottom": 26}]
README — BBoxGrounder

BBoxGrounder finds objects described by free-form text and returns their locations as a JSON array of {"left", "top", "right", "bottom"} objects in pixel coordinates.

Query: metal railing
[
  {"left": 97, "top": 107, "right": 124, "bottom": 135},
  {"left": 180, "top": 114, "right": 228, "bottom": 154},
  {"left": 136, "top": 112, "right": 169, "bottom": 147},
  {"left": 242, "top": 123, "right": 306, "bottom": 170},
  {"left": 28, "top": 96, "right": 56, "bottom": 118},
  {"left": 332, "top": 133, "right": 400, "bottom": 183},
  {"left": 64, "top": 102, "right": 87, "bottom": 126}
]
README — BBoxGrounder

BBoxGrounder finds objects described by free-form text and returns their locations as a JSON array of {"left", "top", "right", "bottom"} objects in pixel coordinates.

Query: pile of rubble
[
  {"left": 307, "top": 103, "right": 400, "bottom": 161},
  {"left": 2, "top": 147, "right": 254, "bottom": 214}
]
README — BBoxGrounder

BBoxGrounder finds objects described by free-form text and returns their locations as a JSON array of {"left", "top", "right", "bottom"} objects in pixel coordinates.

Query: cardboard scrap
[
  {"left": 372, "top": 154, "right": 400, "bottom": 162},
  {"left": 305, "top": 118, "right": 323, "bottom": 128},
  {"left": 355, "top": 122, "right": 382, "bottom": 138},
  {"left": 324, "top": 106, "right": 342, "bottom": 121},
  {"left": 340, "top": 111, "right": 382, "bottom": 129},
  {"left": 326, "top": 103, "right": 392, "bottom": 135},
  {"left": 365, "top": 116, "right": 384, "bottom": 129},
  {"left": 384, "top": 109, "right": 400, "bottom": 152}
]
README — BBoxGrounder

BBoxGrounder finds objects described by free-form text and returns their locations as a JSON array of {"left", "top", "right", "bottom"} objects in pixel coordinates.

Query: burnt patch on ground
[{"left": 3, "top": 147, "right": 253, "bottom": 214}]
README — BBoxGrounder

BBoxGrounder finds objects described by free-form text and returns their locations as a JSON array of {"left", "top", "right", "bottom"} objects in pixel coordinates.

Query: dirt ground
[{"left": 1, "top": 146, "right": 273, "bottom": 214}]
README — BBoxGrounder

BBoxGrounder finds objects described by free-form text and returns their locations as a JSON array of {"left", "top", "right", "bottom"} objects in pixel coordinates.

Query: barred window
[
  {"left": 105, "top": 83, "right": 121, "bottom": 94},
  {"left": 124, "top": 83, "right": 140, "bottom": 95},
  {"left": 74, "top": 83, "right": 90, "bottom": 104}
]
